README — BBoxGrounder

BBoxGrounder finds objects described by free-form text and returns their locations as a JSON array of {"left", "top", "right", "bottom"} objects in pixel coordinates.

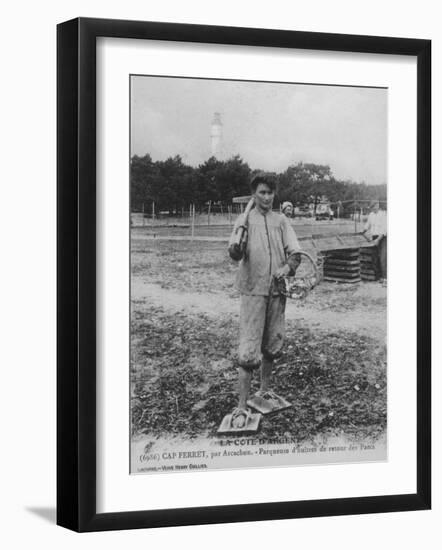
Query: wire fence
[{"left": 131, "top": 204, "right": 375, "bottom": 231}]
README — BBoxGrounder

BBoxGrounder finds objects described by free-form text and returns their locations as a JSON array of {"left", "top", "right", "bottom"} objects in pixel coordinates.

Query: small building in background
[{"left": 232, "top": 195, "right": 252, "bottom": 212}]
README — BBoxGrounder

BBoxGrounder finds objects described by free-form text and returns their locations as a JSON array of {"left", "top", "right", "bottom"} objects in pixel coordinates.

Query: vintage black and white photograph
[{"left": 129, "top": 75, "right": 387, "bottom": 474}]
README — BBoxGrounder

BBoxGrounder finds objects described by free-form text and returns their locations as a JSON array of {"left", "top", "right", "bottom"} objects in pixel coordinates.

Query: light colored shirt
[
  {"left": 364, "top": 210, "right": 387, "bottom": 238},
  {"left": 229, "top": 209, "right": 301, "bottom": 295}
]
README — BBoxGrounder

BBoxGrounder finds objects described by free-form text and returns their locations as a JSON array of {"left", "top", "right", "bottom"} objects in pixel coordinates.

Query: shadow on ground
[{"left": 26, "top": 507, "right": 56, "bottom": 524}]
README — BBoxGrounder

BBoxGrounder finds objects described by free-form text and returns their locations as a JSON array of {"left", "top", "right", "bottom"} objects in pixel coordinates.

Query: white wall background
[{"left": 0, "top": 0, "right": 439, "bottom": 548}]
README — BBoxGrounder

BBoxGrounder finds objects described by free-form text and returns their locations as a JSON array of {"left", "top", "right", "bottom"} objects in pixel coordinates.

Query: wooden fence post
[{"left": 191, "top": 204, "right": 195, "bottom": 240}]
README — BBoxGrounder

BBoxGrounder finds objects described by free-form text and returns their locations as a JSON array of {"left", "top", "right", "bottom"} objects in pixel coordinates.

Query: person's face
[
  {"left": 284, "top": 206, "right": 293, "bottom": 217},
  {"left": 253, "top": 183, "right": 274, "bottom": 212}
]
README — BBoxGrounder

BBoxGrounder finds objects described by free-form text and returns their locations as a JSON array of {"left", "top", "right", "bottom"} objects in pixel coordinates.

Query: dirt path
[{"left": 132, "top": 280, "right": 386, "bottom": 341}]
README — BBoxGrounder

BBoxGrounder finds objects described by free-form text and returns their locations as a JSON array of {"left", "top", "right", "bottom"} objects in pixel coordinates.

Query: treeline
[{"left": 131, "top": 154, "right": 386, "bottom": 215}]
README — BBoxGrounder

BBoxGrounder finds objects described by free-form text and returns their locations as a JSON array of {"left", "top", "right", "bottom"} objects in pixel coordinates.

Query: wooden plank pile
[
  {"left": 298, "top": 232, "right": 379, "bottom": 284},
  {"left": 360, "top": 245, "right": 379, "bottom": 281},
  {"left": 322, "top": 248, "right": 361, "bottom": 283}
]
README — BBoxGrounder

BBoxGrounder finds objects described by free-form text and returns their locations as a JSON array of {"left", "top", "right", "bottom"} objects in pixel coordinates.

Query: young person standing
[{"left": 224, "top": 174, "right": 301, "bottom": 430}]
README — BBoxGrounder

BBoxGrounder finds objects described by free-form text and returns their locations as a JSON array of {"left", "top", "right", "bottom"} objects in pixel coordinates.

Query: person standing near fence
[{"left": 363, "top": 201, "right": 387, "bottom": 283}]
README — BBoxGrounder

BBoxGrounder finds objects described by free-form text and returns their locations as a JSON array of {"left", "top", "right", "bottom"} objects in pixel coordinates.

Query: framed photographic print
[{"left": 57, "top": 17, "right": 431, "bottom": 532}]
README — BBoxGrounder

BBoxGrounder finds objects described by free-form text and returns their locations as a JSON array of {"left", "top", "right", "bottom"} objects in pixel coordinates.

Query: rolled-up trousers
[{"left": 238, "top": 294, "right": 286, "bottom": 371}]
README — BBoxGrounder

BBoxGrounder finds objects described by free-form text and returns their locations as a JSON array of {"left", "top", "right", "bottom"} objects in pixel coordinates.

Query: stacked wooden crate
[
  {"left": 298, "top": 233, "right": 375, "bottom": 284},
  {"left": 322, "top": 248, "right": 361, "bottom": 283},
  {"left": 360, "top": 245, "right": 379, "bottom": 281}
]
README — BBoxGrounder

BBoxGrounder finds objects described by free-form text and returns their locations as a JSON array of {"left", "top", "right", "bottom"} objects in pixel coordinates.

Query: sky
[{"left": 131, "top": 75, "right": 387, "bottom": 185}]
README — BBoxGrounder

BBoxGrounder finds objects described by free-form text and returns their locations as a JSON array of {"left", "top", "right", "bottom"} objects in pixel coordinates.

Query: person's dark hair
[{"left": 250, "top": 173, "right": 276, "bottom": 192}]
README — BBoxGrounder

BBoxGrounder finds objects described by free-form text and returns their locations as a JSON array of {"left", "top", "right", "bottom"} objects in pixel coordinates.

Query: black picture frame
[{"left": 57, "top": 17, "right": 431, "bottom": 532}]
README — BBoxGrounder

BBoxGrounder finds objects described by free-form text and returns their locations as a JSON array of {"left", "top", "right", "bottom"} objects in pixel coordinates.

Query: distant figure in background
[
  {"left": 281, "top": 201, "right": 294, "bottom": 218},
  {"left": 363, "top": 201, "right": 387, "bottom": 283}
]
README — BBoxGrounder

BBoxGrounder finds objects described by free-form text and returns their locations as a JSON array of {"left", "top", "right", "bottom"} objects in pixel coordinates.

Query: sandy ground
[
  {"left": 130, "top": 235, "right": 387, "bottom": 461},
  {"left": 132, "top": 279, "right": 387, "bottom": 341}
]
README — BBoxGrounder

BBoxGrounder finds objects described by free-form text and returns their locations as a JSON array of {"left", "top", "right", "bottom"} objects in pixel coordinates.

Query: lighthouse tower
[{"left": 210, "top": 112, "right": 223, "bottom": 158}]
